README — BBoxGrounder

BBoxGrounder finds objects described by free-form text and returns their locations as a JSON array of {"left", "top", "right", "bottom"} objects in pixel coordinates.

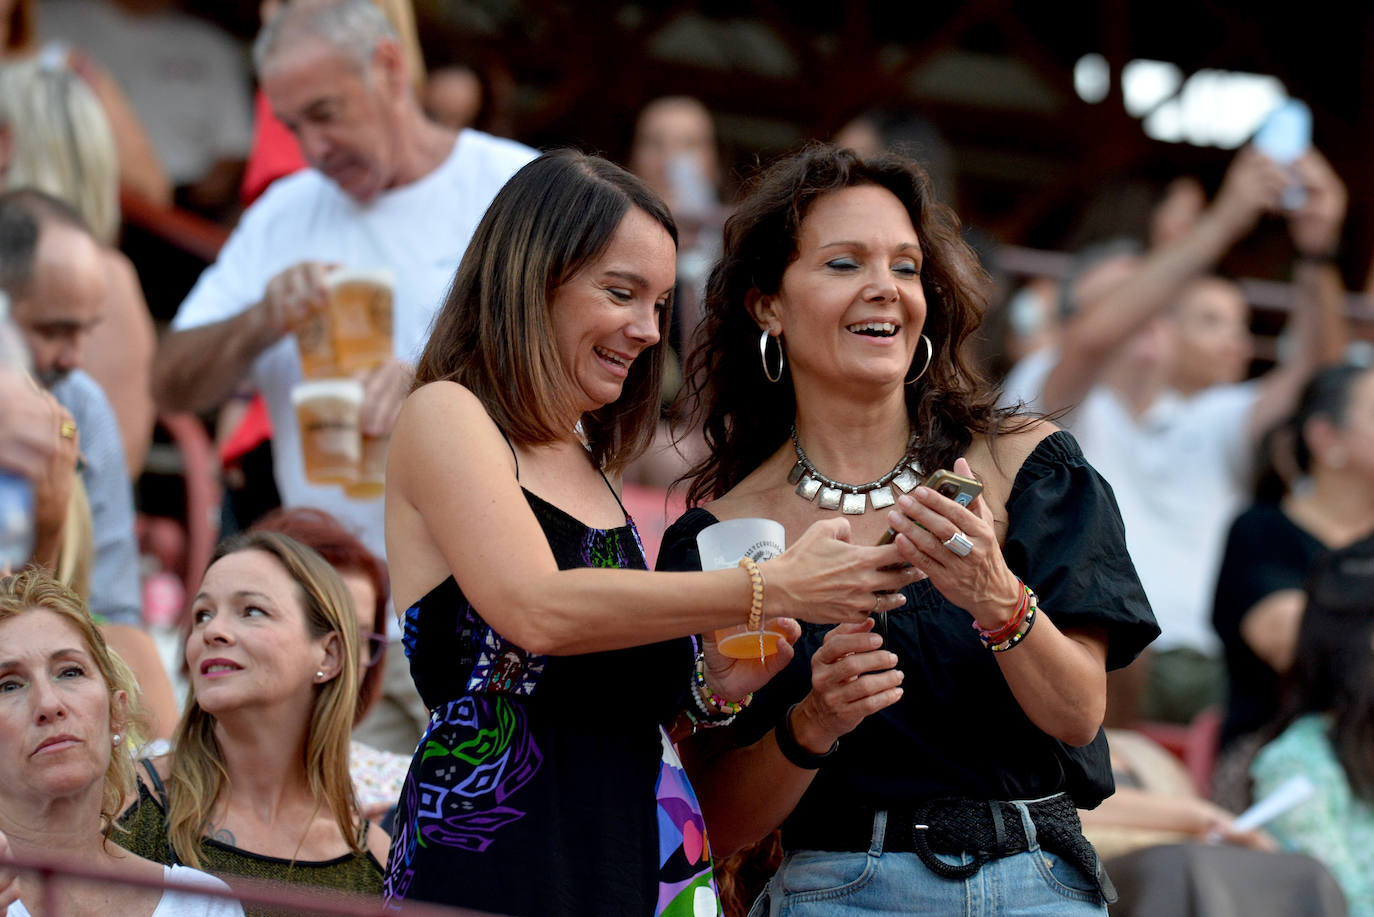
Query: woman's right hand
[
  {"left": 786, "top": 618, "right": 904, "bottom": 755},
  {"left": 762, "top": 518, "right": 912, "bottom": 624}
]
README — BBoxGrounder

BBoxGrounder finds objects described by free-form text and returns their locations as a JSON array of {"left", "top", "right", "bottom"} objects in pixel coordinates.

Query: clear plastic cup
[
  {"left": 696, "top": 518, "right": 787, "bottom": 659},
  {"left": 327, "top": 268, "right": 394, "bottom": 373},
  {"left": 291, "top": 379, "right": 363, "bottom": 486}
]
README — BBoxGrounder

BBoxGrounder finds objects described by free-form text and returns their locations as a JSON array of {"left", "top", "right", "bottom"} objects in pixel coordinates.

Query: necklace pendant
[
  {"left": 840, "top": 492, "right": 867, "bottom": 514},
  {"left": 893, "top": 466, "right": 921, "bottom": 493},
  {"left": 817, "top": 486, "right": 843, "bottom": 511},
  {"left": 796, "top": 475, "right": 822, "bottom": 501},
  {"left": 869, "top": 486, "right": 896, "bottom": 509},
  {"left": 787, "top": 461, "right": 806, "bottom": 486}
]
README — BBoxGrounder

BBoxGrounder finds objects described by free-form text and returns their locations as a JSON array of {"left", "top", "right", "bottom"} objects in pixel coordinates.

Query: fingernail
[
  {"left": 869, "top": 635, "right": 882, "bottom": 647},
  {"left": 887, "top": 653, "right": 898, "bottom": 666}
]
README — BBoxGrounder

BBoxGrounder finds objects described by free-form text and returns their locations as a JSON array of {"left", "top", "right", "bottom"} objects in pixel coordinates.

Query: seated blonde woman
[
  {"left": 115, "top": 533, "right": 387, "bottom": 916},
  {"left": 0, "top": 567, "right": 241, "bottom": 917}
]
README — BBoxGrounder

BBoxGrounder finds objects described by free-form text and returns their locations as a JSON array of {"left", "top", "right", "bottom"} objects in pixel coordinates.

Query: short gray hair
[{"left": 253, "top": 0, "right": 397, "bottom": 75}]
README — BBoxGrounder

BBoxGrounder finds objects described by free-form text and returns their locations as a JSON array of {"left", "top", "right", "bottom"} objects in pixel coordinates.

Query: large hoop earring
[
  {"left": 759, "top": 329, "right": 785, "bottom": 383},
  {"left": 905, "top": 334, "right": 933, "bottom": 386}
]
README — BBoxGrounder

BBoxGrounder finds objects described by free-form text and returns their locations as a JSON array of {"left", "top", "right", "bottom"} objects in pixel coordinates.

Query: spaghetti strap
[
  {"left": 594, "top": 464, "right": 631, "bottom": 523},
  {"left": 141, "top": 757, "right": 170, "bottom": 809},
  {"left": 497, "top": 429, "right": 519, "bottom": 480}
]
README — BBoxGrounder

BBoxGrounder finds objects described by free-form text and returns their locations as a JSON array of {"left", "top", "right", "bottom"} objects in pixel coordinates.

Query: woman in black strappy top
[{"left": 380, "top": 151, "right": 914, "bottom": 915}]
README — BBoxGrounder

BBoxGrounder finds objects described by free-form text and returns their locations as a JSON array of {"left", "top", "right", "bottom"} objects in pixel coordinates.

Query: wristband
[{"left": 774, "top": 703, "right": 837, "bottom": 770}]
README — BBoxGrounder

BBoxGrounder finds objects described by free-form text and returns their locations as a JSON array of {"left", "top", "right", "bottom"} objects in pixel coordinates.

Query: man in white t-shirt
[
  {"left": 1001, "top": 147, "right": 1349, "bottom": 723},
  {"left": 152, "top": 0, "right": 534, "bottom": 562}
]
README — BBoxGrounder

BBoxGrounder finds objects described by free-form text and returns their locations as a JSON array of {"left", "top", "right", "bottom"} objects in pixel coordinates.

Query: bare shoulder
[
  {"left": 365, "top": 820, "right": 392, "bottom": 864},
  {"left": 392, "top": 382, "right": 509, "bottom": 473},
  {"left": 967, "top": 416, "right": 1060, "bottom": 489}
]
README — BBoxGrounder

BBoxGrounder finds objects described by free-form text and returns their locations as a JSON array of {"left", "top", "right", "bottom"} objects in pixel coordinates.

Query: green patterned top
[
  {"left": 1251, "top": 713, "right": 1374, "bottom": 917},
  {"left": 117, "top": 769, "right": 384, "bottom": 917}
]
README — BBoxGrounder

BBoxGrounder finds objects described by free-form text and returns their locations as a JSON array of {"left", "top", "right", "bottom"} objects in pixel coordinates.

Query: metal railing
[{"left": 1, "top": 850, "right": 499, "bottom": 917}]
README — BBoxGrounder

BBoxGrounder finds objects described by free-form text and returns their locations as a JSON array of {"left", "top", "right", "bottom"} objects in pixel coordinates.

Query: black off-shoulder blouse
[{"left": 657, "top": 430, "right": 1159, "bottom": 820}]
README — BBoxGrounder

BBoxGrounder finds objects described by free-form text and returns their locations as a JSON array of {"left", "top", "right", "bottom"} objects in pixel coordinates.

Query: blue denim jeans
[{"left": 750, "top": 803, "right": 1108, "bottom": 916}]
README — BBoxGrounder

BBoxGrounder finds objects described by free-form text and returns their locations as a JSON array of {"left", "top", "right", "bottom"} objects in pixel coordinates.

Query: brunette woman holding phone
[{"left": 658, "top": 145, "right": 1159, "bottom": 915}]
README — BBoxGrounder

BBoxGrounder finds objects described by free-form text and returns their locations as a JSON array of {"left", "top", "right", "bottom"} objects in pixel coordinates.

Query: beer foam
[
  {"left": 290, "top": 378, "right": 365, "bottom": 405},
  {"left": 326, "top": 267, "right": 395, "bottom": 291}
]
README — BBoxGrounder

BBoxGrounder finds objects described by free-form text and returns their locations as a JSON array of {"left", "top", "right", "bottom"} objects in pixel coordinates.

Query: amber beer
[
  {"left": 327, "top": 268, "right": 394, "bottom": 373},
  {"left": 344, "top": 432, "right": 388, "bottom": 500},
  {"left": 292, "top": 379, "right": 363, "bottom": 486},
  {"left": 295, "top": 307, "right": 338, "bottom": 379}
]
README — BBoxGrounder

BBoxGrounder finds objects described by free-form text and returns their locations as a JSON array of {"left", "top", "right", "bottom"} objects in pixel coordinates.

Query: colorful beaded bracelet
[
  {"left": 987, "top": 590, "right": 1039, "bottom": 653},
  {"left": 692, "top": 649, "right": 752, "bottom": 715},
  {"left": 973, "top": 580, "right": 1031, "bottom": 647}
]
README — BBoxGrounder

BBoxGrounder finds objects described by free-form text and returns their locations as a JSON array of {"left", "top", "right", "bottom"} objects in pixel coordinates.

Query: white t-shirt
[
  {"left": 39, "top": 0, "right": 254, "bottom": 184},
  {"left": 1000, "top": 348, "right": 1259, "bottom": 655},
  {"left": 172, "top": 129, "right": 535, "bottom": 559},
  {"left": 7, "top": 865, "right": 243, "bottom": 917}
]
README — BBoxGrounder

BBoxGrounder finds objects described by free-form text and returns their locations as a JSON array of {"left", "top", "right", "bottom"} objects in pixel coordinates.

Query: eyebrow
[
  {"left": 0, "top": 648, "right": 89, "bottom": 670},
  {"left": 818, "top": 240, "right": 922, "bottom": 253},
  {"left": 192, "top": 591, "right": 274, "bottom": 604}
]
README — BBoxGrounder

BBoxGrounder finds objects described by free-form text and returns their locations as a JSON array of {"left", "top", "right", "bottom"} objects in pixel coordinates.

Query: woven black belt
[{"left": 781, "top": 795, "right": 1115, "bottom": 903}]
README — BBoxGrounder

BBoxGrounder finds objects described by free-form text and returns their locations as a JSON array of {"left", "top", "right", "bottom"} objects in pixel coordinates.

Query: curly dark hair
[{"left": 679, "top": 143, "right": 1009, "bottom": 506}]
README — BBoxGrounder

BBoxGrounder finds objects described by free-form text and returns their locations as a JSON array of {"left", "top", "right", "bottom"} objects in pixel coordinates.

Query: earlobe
[
  {"left": 745, "top": 289, "right": 780, "bottom": 334},
  {"left": 316, "top": 632, "right": 344, "bottom": 683}
]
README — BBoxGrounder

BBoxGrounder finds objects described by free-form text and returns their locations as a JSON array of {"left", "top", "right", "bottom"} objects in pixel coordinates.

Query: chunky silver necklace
[{"left": 787, "top": 424, "right": 922, "bottom": 514}]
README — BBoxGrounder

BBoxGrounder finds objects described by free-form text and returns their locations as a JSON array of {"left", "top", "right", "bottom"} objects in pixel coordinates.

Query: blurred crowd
[{"left": 0, "top": 0, "right": 1372, "bottom": 915}]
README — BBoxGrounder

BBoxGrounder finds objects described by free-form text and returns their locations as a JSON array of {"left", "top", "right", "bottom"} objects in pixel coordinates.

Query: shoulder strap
[
  {"left": 593, "top": 464, "right": 630, "bottom": 522},
  {"left": 497, "top": 428, "right": 520, "bottom": 480},
  {"left": 140, "top": 757, "right": 170, "bottom": 810}
]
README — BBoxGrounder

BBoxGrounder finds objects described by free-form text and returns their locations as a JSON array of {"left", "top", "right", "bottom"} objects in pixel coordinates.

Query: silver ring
[
  {"left": 872, "top": 594, "right": 883, "bottom": 614},
  {"left": 943, "top": 530, "right": 973, "bottom": 557}
]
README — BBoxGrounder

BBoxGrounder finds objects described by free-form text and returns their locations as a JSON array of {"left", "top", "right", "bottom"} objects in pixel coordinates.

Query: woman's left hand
[
  {"left": 702, "top": 617, "right": 802, "bottom": 702},
  {"left": 886, "top": 457, "right": 1023, "bottom": 631}
]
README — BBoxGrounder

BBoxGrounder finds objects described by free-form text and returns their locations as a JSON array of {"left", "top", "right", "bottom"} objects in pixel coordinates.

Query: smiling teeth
[
  {"left": 206, "top": 664, "right": 237, "bottom": 673},
  {"left": 594, "top": 346, "right": 628, "bottom": 366},
  {"left": 847, "top": 322, "right": 898, "bottom": 335}
]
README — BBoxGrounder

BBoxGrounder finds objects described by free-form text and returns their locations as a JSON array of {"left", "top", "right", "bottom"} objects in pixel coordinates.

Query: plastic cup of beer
[
  {"left": 327, "top": 268, "right": 394, "bottom": 373},
  {"left": 296, "top": 307, "right": 338, "bottom": 379},
  {"left": 344, "top": 432, "right": 388, "bottom": 500},
  {"left": 696, "top": 518, "right": 787, "bottom": 660},
  {"left": 291, "top": 379, "right": 363, "bottom": 486}
]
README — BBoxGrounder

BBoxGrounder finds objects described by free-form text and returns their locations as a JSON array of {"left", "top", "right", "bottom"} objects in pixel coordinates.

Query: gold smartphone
[{"left": 877, "top": 469, "right": 983, "bottom": 545}]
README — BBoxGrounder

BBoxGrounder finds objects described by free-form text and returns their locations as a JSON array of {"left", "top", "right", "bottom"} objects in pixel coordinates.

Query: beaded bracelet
[
  {"left": 738, "top": 556, "right": 764, "bottom": 631},
  {"left": 987, "top": 589, "right": 1039, "bottom": 653},
  {"left": 973, "top": 580, "right": 1031, "bottom": 647},
  {"left": 692, "top": 648, "right": 752, "bottom": 715}
]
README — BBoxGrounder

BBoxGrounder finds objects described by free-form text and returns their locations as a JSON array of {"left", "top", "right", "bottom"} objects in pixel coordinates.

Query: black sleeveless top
[{"left": 382, "top": 465, "right": 719, "bottom": 915}]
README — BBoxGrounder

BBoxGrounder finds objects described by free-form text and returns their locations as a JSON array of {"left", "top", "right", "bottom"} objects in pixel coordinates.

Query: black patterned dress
[{"left": 383, "top": 485, "right": 720, "bottom": 916}]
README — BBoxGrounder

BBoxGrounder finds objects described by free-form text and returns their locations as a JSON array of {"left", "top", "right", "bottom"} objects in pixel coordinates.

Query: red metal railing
[{"left": 1, "top": 850, "right": 499, "bottom": 917}]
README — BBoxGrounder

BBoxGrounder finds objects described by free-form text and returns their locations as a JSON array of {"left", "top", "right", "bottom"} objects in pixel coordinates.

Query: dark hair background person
[
  {"left": 381, "top": 149, "right": 911, "bottom": 915},
  {"left": 659, "top": 144, "right": 1157, "bottom": 914},
  {"left": 1248, "top": 533, "right": 1374, "bottom": 917},
  {"left": 1214, "top": 365, "right": 1374, "bottom": 746}
]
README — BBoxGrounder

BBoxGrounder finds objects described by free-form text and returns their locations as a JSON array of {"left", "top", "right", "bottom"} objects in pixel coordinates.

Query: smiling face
[
  {"left": 261, "top": 36, "right": 405, "bottom": 204},
  {"left": 185, "top": 549, "right": 338, "bottom": 717},
  {"left": 0, "top": 609, "right": 122, "bottom": 807},
  {"left": 549, "top": 206, "right": 676, "bottom": 416},
  {"left": 757, "top": 184, "right": 925, "bottom": 391}
]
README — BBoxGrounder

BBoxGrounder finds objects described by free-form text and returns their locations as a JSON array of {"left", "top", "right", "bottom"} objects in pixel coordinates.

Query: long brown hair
[
  {"left": 680, "top": 143, "right": 1006, "bottom": 506},
  {"left": 167, "top": 532, "right": 361, "bottom": 869},
  {"left": 414, "top": 149, "right": 678, "bottom": 472}
]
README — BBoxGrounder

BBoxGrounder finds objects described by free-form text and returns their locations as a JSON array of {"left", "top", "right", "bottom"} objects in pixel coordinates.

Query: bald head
[{"left": 0, "top": 190, "right": 105, "bottom": 386}]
